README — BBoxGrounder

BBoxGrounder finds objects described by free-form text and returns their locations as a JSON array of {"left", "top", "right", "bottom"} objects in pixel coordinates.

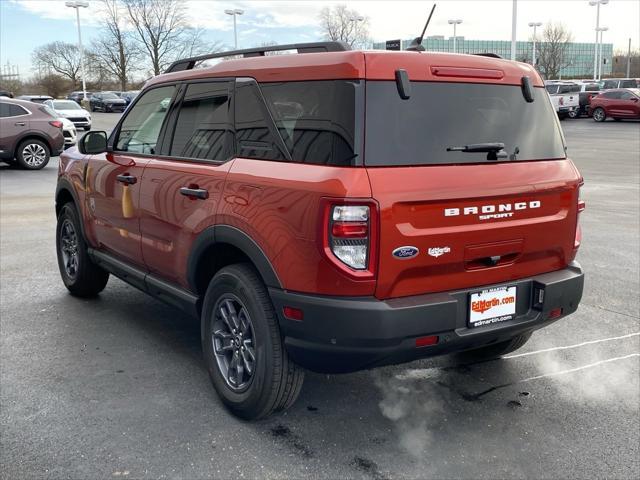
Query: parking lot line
[
  {"left": 519, "top": 353, "right": 640, "bottom": 383},
  {"left": 503, "top": 331, "right": 640, "bottom": 359}
]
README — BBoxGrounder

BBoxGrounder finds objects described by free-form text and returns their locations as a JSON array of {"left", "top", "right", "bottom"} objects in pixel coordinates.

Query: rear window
[
  {"left": 365, "top": 82, "right": 566, "bottom": 166},
  {"left": 584, "top": 83, "right": 600, "bottom": 92},
  {"left": 620, "top": 79, "right": 639, "bottom": 88}
]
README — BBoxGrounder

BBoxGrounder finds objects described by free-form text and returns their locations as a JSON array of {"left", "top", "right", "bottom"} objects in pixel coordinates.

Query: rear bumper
[{"left": 270, "top": 262, "right": 584, "bottom": 373}]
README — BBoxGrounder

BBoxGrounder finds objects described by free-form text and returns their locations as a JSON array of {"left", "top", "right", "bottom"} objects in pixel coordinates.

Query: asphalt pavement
[{"left": 1, "top": 113, "right": 639, "bottom": 479}]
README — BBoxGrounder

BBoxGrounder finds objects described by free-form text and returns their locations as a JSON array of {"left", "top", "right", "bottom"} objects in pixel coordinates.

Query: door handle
[
  {"left": 180, "top": 186, "right": 209, "bottom": 200},
  {"left": 116, "top": 174, "right": 137, "bottom": 185},
  {"left": 14, "top": 122, "right": 25, "bottom": 126}
]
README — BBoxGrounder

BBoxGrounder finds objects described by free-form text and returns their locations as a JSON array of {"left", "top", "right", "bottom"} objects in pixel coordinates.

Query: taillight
[
  {"left": 559, "top": 97, "right": 564, "bottom": 106},
  {"left": 575, "top": 184, "right": 585, "bottom": 250},
  {"left": 49, "top": 120, "right": 63, "bottom": 129},
  {"left": 320, "top": 199, "right": 378, "bottom": 277}
]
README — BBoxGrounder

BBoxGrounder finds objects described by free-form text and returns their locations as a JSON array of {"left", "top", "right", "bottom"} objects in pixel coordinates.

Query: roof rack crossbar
[{"left": 165, "top": 41, "right": 351, "bottom": 73}]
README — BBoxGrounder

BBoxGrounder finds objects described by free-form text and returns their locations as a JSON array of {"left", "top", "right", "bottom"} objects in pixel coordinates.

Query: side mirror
[{"left": 79, "top": 131, "right": 108, "bottom": 154}]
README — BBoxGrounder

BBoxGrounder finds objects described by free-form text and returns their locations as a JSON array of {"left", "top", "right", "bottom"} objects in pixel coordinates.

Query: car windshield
[
  {"left": 54, "top": 100, "right": 81, "bottom": 110},
  {"left": 365, "top": 82, "right": 566, "bottom": 166},
  {"left": 102, "top": 93, "right": 119, "bottom": 99}
]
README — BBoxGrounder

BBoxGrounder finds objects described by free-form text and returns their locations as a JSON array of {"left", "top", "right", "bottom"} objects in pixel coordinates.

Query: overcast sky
[{"left": 1, "top": 0, "right": 638, "bottom": 78}]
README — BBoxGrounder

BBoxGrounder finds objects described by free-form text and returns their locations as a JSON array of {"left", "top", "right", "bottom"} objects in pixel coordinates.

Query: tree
[
  {"left": 37, "top": 74, "right": 71, "bottom": 98},
  {"left": 612, "top": 49, "right": 640, "bottom": 78},
  {"left": 90, "top": 0, "right": 141, "bottom": 91},
  {"left": 124, "top": 0, "right": 208, "bottom": 76},
  {"left": 536, "top": 23, "right": 573, "bottom": 80},
  {"left": 319, "top": 5, "right": 370, "bottom": 49},
  {"left": 32, "top": 42, "right": 82, "bottom": 87}
]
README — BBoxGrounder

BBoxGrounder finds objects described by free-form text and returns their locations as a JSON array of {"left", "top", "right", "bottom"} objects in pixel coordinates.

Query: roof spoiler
[{"left": 165, "top": 41, "right": 351, "bottom": 74}]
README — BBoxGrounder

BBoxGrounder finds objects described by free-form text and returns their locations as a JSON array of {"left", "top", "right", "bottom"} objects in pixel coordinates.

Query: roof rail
[
  {"left": 474, "top": 53, "right": 502, "bottom": 59},
  {"left": 165, "top": 41, "right": 351, "bottom": 74}
]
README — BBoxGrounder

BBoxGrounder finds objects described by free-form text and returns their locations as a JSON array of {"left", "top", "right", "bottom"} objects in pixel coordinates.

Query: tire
[
  {"left": 56, "top": 203, "right": 109, "bottom": 297},
  {"left": 592, "top": 107, "right": 606, "bottom": 122},
  {"left": 202, "top": 263, "right": 304, "bottom": 420},
  {"left": 90, "top": 104, "right": 96, "bottom": 112},
  {"left": 457, "top": 332, "right": 532, "bottom": 362},
  {"left": 568, "top": 109, "right": 578, "bottom": 119},
  {"left": 15, "top": 139, "right": 50, "bottom": 170}
]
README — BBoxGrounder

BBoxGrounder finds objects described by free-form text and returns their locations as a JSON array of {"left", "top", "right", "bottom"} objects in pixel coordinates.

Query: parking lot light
[
  {"left": 528, "top": 22, "right": 542, "bottom": 67},
  {"left": 589, "top": 0, "right": 609, "bottom": 81},
  {"left": 224, "top": 9, "right": 244, "bottom": 49},
  {"left": 596, "top": 26, "right": 609, "bottom": 81},
  {"left": 65, "top": 1, "right": 89, "bottom": 103},
  {"left": 448, "top": 19, "right": 463, "bottom": 53}
]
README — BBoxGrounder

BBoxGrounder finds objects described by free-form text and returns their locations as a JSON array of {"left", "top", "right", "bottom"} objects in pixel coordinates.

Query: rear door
[
  {"left": 0, "top": 103, "right": 30, "bottom": 155},
  {"left": 364, "top": 80, "right": 581, "bottom": 299},
  {"left": 86, "top": 84, "right": 177, "bottom": 267},
  {"left": 618, "top": 90, "right": 640, "bottom": 117},
  {"left": 139, "top": 80, "right": 234, "bottom": 288}
]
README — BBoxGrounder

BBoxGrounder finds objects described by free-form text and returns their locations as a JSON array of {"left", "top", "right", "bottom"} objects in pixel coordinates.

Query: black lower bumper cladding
[{"left": 270, "top": 262, "right": 584, "bottom": 373}]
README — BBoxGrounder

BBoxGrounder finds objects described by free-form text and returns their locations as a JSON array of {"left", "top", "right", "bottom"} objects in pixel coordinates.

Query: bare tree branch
[
  {"left": 319, "top": 5, "right": 370, "bottom": 49},
  {"left": 31, "top": 42, "right": 81, "bottom": 87},
  {"left": 536, "top": 23, "right": 573, "bottom": 79}
]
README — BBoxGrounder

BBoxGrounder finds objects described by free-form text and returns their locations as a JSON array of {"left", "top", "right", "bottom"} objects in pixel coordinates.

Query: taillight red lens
[
  {"left": 49, "top": 120, "right": 63, "bottom": 129},
  {"left": 574, "top": 184, "right": 585, "bottom": 250},
  {"left": 331, "top": 221, "right": 368, "bottom": 238}
]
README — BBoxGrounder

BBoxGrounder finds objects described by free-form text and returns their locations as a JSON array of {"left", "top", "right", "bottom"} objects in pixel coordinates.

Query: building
[{"left": 373, "top": 37, "right": 613, "bottom": 79}]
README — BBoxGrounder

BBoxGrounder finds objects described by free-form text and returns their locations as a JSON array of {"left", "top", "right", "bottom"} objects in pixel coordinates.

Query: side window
[
  {"left": 620, "top": 80, "right": 637, "bottom": 88},
  {"left": 115, "top": 85, "right": 176, "bottom": 154},
  {"left": 0, "top": 103, "right": 10, "bottom": 118},
  {"left": 620, "top": 91, "right": 634, "bottom": 100},
  {"left": 1, "top": 104, "right": 28, "bottom": 117},
  {"left": 234, "top": 79, "right": 287, "bottom": 161},
  {"left": 603, "top": 80, "right": 618, "bottom": 89},
  {"left": 603, "top": 91, "right": 621, "bottom": 99},
  {"left": 169, "top": 82, "right": 232, "bottom": 161},
  {"left": 259, "top": 80, "right": 359, "bottom": 166}
]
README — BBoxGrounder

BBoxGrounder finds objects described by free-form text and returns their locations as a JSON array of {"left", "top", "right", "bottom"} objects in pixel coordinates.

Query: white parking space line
[
  {"left": 503, "top": 332, "right": 640, "bottom": 359},
  {"left": 519, "top": 353, "right": 640, "bottom": 383}
]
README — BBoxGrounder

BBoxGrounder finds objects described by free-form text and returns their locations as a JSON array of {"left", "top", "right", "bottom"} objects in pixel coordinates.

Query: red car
[
  {"left": 590, "top": 88, "right": 640, "bottom": 122},
  {"left": 55, "top": 42, "right": 585, "bottom": 419}
]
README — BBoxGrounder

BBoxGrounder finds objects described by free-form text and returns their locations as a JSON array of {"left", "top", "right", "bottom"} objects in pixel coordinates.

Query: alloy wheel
[
  {"left": 22, "top": 143, "right": 47, "bottom": 167},
  {"left": 60, "top": 219, "right": 79, "bottom": 279},
  {"left": 212, "top": 294, "right": 256, "bottom": 391},
  {"left": 593, "top": 109, "right": 605, "bottom": 122}
]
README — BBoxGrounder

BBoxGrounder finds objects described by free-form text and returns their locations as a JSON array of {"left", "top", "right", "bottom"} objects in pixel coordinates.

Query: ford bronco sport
[{"left": 55, "top": 42, "right": 585, "bottom": 419}]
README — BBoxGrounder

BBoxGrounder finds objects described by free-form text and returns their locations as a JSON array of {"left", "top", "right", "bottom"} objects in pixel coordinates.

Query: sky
[{"left": 1, "top": 0, "right": 638, "bottom": 79}]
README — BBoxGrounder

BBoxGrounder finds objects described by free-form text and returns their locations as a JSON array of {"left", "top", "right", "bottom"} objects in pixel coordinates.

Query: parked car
[
  {"left": 89, "top": 92, "right": 127, "bottom": 112},
  {"left": 545, "top": 81, "right": 580, "bottom": 119},
  {"left": 67, "top": 91, "right": 93, "bottom": 103},
  {"left": 574, "top": 82, "right": 601, "bottom": 117},
  {"left": 0, "top": 98, "right": 64, "bottom": 169},
  {"left": 16, "top": 94, "right": 53, "bottom": 104},
  {"left": 56, "top": 42, "right": 585, "bottom": 419},
  {"left": 589, "top": 88, "right": 640, "bottom": 122},
  {"left": 120, "top": 90, "right": 140, "bottom": 105},
  {"left": 44, "top": 99, "right": 92, "bottom": 131},
  {"left": 0, "top": 90, "right": 14, "bottom": 98},
  {"left": 601, "top": 78, "right": 640, "bottom": 90}
]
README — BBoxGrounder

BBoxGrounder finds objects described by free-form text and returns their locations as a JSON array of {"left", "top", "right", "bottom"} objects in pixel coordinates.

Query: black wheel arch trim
[
  {"left": 187, "top": 224, "right": 282, "bottom": 293},
  {"left": 55, "top": 178, "right": 88, "bottom": 243},
  {"left": 15, "top": 131, "right": 54, "bottom": 154}
]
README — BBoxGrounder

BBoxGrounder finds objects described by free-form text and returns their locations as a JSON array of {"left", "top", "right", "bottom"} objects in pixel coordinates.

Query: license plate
[{"left": 469, "top": 286, "right": 516, "bottom": 328}]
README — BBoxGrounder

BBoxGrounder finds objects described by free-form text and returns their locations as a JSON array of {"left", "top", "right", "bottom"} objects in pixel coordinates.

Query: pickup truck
[{"left": 545, "top": 81, "right": 580, "bottom": 119}]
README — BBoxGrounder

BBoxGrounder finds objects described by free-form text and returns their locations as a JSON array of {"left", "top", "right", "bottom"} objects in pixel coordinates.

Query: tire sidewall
[
  {"left": 593, "top": 108, "right": 606, "bottom": 122},
  {"left": 202, "top": 267, "right": 277, "bottom": 416},
  {"left": 17, "top": 139, "right": 50, "bottom": 170},
  {"left": 56, "top": 204, "right": 84, "bottom": 288}
]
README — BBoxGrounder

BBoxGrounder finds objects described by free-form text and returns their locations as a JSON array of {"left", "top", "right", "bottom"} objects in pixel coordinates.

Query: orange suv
[{"left": 55, "top": 42, "right": 585, "bottom": 419}]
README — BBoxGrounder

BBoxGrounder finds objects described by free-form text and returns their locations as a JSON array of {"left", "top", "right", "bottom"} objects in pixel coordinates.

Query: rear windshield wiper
[{"left": 446, "top": 142, "right": 508, "bottom": 160}]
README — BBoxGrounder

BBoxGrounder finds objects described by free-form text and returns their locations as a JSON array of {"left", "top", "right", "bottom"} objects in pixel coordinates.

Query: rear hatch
[{"left": 364, "top": 72, "right": 581, "bottom": 300}]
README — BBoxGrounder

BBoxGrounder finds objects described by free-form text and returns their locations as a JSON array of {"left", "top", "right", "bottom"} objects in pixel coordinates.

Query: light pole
[
  {"left": 65, "top": 1, "right": 89, "bottom": 102},
  {"left": 528, "top": 22, "right": 542, "bottom": 67},
  {"left": 448, "top": 19, "right": 463, "bottom": 53},
  {"left": 596, "top": 26, "right": 608, "bottom": 81},
  {"left": 349, "top": 15, "right": 365, "bottom": 47},
  {"left": 589, "top": 0, "right": 609, "bottom": 80},
  {"left": 510, "top": 0, "right": 517, "bottom": 60},
  {"left": 225, "top": 9, "right": 244, "bottom": 49}
]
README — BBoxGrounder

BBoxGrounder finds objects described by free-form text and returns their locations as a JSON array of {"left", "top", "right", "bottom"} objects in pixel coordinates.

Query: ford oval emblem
[{"left": 392, "top": 246, "right": 419, "bottom": 259}]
